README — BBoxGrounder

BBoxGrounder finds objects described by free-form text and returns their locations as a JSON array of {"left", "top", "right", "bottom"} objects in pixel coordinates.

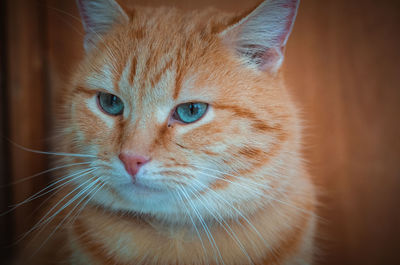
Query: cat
[{"left": 15, "top": 0, "right": 316, "bottom": 264}]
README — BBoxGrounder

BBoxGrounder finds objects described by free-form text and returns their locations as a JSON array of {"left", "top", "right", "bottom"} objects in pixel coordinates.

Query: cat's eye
[
  {"left": 173, "top": 102, "right": 208, "bottom": 124},
  {"left": 97, "top": 92, "right": 124, "bottom": 116}
]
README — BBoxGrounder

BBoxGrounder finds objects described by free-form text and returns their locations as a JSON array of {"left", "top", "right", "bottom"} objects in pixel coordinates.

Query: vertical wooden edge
[
  {"left": 5, "top": 0, "right": 50, "bottom": 260},
  {"left": 38, "top": 0, "right": 52, "bottom": 144},
  {"left": 0, "top": 0, "right": 14, "bottom": 263}
]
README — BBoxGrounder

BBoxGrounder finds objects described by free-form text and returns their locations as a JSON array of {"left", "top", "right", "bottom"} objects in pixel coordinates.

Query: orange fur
[{"left": 15, "top": 1, "right": 316, "bottom": 264}]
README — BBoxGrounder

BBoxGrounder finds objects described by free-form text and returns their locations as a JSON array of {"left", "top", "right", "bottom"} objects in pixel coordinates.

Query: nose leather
[{"left": 119, "top": 153, "right": 150, "bottom": 180}]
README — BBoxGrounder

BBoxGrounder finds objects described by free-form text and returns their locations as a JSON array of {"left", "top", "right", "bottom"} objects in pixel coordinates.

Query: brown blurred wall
[
  {"left": 0, "top": 0, "right": 13, "bottom": 262},
  {"left": 1, "top": 0, "right": 400, "bottom": 264}
]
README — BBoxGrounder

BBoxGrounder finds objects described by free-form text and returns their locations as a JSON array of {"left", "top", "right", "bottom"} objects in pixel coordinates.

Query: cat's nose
[{"left": 119, "top": 153, "right": 150, "bottom": 179}]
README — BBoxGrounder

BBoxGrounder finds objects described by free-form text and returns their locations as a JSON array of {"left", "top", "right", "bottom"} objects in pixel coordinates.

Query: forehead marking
[
  {"left": 151, "top": 58, "right": 174, "bottom": 88},
  {"left": 118, "top": 57, "right": 133, "bottom": 93},
  {"left": 128, "top": 56, "right": 137, "bottom": 86},
  {"left": 173, "top": 53, "right": 184, "bottom": 100},
  {"left": 133, "top": 52, "right": 148, "bottom": 90}
]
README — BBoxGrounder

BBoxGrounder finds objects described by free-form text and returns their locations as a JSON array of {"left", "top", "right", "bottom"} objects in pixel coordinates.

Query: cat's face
[{"left": 61, "top": 1, "right": 300, "bottom": 223}]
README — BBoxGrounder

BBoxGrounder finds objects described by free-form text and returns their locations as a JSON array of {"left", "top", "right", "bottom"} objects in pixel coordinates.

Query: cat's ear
[
  {"left": 76, "top": 0, "right": 129, "bottom": 51},
  {"left": 219, "top": 0, "right": 299, "bottom": 73}
]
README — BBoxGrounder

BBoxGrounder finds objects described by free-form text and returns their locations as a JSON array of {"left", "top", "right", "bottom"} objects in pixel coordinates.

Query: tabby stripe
[
  {"left": 237, "top": 146, "right": 264, "bottom": 159},
  {"left": 151, "top": 121, "right": 169, "bottom": 148},
  {"left": 132, "top": 27, "right": 145, "bottom": 40},
  {"left": 201, "top": 149, "right": 220, "bottom": 156},
  {"left": 173, "top": 52, "right": 184, "bottom": 99},
  {"left": 74, "top": 86, "right": 96, "bottom": 96},
  {"left": 209, "top": 144, "right": 282, "bottom": 191},
  {"left": 213, "top": 104, "right": 276, "bottom": 132},
  {"left": 158, "top": 171, "right": 191, "bottom": 178},
  {"left": 151, "top": 58, "right": 173, "bottom": 87},
  {"left": 142, "top": 51, "right": 158, "bottom": 87},
  {"left": 128, "top": 56, "right": 137, "bottom": 86}
]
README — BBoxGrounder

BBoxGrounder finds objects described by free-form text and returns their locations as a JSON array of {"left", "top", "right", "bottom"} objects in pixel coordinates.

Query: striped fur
[{"left": 16, "top": 1, "right": 316, "bottom": 264}]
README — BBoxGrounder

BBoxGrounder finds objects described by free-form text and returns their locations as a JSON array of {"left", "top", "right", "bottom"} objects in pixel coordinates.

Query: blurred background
[{"left": 1, "top": 0, "right": 400, "bottom": 264}]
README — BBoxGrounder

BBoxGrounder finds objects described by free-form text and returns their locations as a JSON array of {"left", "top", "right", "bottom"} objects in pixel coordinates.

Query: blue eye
[
  {"left": 97, "top": 92, "right": 124, "bottom": 116},
  {"left": 173, "top": 102, "right": 208, "bottom": 123}
]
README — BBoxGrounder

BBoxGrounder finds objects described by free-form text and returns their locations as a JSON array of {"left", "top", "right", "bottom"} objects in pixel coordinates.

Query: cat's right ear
[
  {"left": 219, "top": 0, "right": 300, "bottom": 74},
  {"left": 76, "top": 0, "right": 129, "bottom": 51}
]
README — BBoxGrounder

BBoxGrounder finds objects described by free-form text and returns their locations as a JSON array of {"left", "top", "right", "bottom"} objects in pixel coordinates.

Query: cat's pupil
[
  {"left": 105, "top": 94, "right": 119, "bottom": 107},
  {"left": 110, "top": 95, "right": 117, "bottom": 105},
  {"left": 189, "top": 103, "right": 196, "bottom": 116}
]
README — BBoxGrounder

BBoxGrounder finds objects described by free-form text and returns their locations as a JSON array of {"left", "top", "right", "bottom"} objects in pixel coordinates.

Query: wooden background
[{"left": 1, "top": 0, "right": 400, "bottom": 264}]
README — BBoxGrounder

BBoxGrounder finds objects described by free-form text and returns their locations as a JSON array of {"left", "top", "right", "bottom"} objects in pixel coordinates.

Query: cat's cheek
[
  {"left": 71, "top": 97, "right": 116, "bottom": 145},
  {"left": 86, "top": 96, "right": 115, "bottom": 129}
]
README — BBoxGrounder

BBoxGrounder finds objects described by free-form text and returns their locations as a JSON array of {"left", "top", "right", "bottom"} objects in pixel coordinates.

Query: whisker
[
  {"left": 28, "top": 179, "right": 71, "bottom": 220},
  {"left": 185, "top": 185, "right": 254, "bottom": 265},
  {"left": 1, "top": 161, "right": 93, "bottom": 188},
  {"left": 194, "top": 169, "right": 316, "bottom": 218},
  {"left": 1, "top": 168, "right": 98, "bottom": 217},
  {"left": 192, "top": 168, "right": 273, "bottom": 197},
  {"left": 172, "top": 188, "right": 208, "bottom": 263},
  {"left": 68, "top": 180, "right": 107, "bottom": 226},
  {"left": 31, "top": 177, "right": 97, "bottom": 231},
  {"left": 178, "top": 185, "right": 225, "bottom": 265},
  {"left": 186, "top": 176, "right": 271, "bottom": 251},
  {"left": 191, "top": 164, "right": 272, "bottom": 190},
  {"left": 27, "top": 169, "right": 101, "bottom": 221},
  {"left": 16, "top": 175, "right": 97, "bottom": 243},
  {"left": 8, "top": 140, "right": 96, "bottom": 158},
  {"left": 46, "top": 6, "right": 83, "bottom": 24},
  {"left": 28, "top": 179, "right": 103, "bottom": 259}
]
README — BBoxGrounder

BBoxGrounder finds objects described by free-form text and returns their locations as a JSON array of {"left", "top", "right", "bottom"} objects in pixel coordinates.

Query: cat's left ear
[
  {"left": 76, "top": 0, "right": 129, "bottom": 51},
  {"left": 219, "top": 0, "right": 300, "bottom": 73}
]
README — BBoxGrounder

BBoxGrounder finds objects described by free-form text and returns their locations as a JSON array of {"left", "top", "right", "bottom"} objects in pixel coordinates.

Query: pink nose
[{"left": 119, "top": 153, "right": 150, "bottom": 179}]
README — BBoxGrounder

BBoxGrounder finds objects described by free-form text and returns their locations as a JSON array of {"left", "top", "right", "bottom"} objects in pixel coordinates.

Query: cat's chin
[
  {"left": 118, "top": 180, "right": 172, "bottom": 200},
  {"left": 89, "top": 181, "right": 184, "bottom": 220},
  {"left": 92, "top": 201, "right": 190, "bottom": 226}
]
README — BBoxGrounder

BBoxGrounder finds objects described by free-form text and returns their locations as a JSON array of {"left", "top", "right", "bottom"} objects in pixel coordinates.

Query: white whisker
[
  {"left": 1, "top": 168, "right": 98, "bottom": 217},
  {"left": 194, "top": 169, "right": 316, "bottom": 217},
  {"left": 173, "top": 188, "right": 208, "bottom": 262},
  {"left": 9, "top": 140, "right": 96, "bottom": 158},
  {"left": 2, "top": 161, "right": 93, "bottom": 187},
  {"left": 17, "top": 174, "right": 97, "bottom": 243},
  {"left": 29, "top": 179, "right": 103, "bottom": 259},
  {"left": 185, "top": 185, "right": 254, "bottom": 265},
  {"left": 178, "top": 185, "right": 225, "bottom": 265},
  {"left": 186, "top": 175, "right": 270, "bottom": 251},
  {"left": 191, "top": 164, "right": 271, "bottom": 190},
  {"left": 68, "top": 181, "right": 107, "bottom": 226}
]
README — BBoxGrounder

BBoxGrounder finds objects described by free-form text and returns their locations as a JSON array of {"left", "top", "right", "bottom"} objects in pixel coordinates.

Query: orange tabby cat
[{"left": 16, "top": 0, "right": 316, "bottom": 264}]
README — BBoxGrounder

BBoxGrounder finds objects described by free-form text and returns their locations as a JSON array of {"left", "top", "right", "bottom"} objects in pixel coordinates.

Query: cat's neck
[{"left": 68, "top": 185, "right": 315, "bottom": 265}]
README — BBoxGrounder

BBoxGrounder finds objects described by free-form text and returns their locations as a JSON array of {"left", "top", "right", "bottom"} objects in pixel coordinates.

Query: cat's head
[{"left": 61, "top": 0, "right": 301, "bottom": 223}]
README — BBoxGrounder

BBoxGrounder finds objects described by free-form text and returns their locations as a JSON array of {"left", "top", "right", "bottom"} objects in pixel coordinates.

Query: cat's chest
[{"left": 66, "top": 204, "right": 313, "bottom": 265}]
